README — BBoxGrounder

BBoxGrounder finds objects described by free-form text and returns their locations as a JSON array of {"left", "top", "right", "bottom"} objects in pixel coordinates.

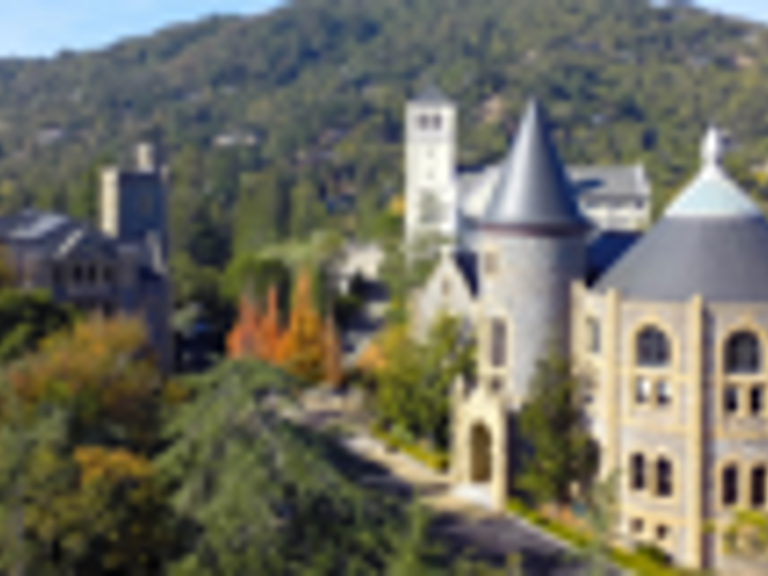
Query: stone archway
[{"left": 469, "top": 423, "right": 493, "bottom": 484}]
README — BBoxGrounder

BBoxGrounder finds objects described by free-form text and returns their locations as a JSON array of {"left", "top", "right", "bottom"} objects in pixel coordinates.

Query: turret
[{"left": 478, "top": 100, "right": 589, "bottom": 407}]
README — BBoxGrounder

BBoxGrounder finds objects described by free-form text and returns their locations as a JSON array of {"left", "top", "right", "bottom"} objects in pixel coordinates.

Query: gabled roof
[
  {"left": 596, "top": 128, "right": 768, "bottom": 302},
  {"left": 484, "top": 100, "right": 587, "bottom": 231}
]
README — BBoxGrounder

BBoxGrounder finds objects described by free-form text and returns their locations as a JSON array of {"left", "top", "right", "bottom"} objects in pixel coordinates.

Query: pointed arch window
[
  {"left": 726, "top": 331, "right": 761, "bottom": 375},
  {"left": 636, "top": 327, "right": 670, "bottom": 368}
]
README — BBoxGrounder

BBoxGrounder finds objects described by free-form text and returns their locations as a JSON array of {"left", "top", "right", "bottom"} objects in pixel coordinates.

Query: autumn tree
[
  {"left": 226, "top": 295, "right": 262, "bottom": 360},
  {"left": 259, "top": 285, "right": 285, "bottom": 364},
  {"left": 322, "top": 316, "right": 343, "bottom": 388},
  {"left": 278, "top": 271, "right": 326, "bottom": 384},
  {"left": 0, "top": 315, "right": 178, "bottom": 574}
]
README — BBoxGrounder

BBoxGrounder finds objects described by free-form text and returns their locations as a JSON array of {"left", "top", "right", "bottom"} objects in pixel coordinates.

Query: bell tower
[{"left": 405, "top": 84, "right": 458, "bottom": 249}]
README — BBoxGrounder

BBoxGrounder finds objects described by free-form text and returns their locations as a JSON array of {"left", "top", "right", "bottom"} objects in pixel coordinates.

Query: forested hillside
[{"left": 1, "top": 0, "right": 768, "bottom": 284}]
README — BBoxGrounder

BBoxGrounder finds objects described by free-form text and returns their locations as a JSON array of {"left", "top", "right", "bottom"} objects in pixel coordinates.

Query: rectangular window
[
  {"left": 588, "top": 318, "right": 601, "bottom": 353},
  {"left": 751, "top": 386, "right": 765, "bottom": 417},
  {"left": 725, "top": 386, "right": 740, "bottom": 416},
  {"left": 490, "top": 319, "right": 506, "bottom": 368},
  {"left": 635, "top": 378, "right": 652, "bottom": 404},
  {"left": 752, "top": 467, "right": 766, "bottom": 508}
]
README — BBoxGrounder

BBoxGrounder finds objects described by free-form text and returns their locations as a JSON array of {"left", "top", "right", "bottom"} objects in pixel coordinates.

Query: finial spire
[{"left": 702, "top": 126, "right": 724, "bottom": 166}]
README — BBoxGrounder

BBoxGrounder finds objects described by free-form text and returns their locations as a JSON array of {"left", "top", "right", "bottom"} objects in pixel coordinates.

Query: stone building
[
  {"left": 404, "top": 85, "right": 652, "bottom": 252},
  {"left": 0, "top": 143, "right": 173, "bottom": 372},
  {"left": 411, "top": 93, "right": 768, "bottom": 571}
]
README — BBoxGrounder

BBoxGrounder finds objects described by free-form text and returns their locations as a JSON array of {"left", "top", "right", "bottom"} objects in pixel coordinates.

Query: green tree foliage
[
  {"left": 0, "top": 290, "right": 77, "bottom": 364},
  {"left": 374, "top": 314, "right": 475, "bottom": 449},
  {"left": 156, "top": 360, "right": 484, "bottom": 575},
  {"left": 516, "top": 351, "right": 599, "bottom": 509}
]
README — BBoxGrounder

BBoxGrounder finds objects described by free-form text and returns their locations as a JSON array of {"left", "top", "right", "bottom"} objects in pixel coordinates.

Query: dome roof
[
  {"left": 596, "top": 128, "right": 768, "bottom": 302},
  {"left": 484, "top": 100, "right": 588, "bottom": 232}
]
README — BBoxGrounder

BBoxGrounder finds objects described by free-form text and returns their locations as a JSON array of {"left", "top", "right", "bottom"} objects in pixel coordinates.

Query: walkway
[{"left": 296, "top": 389, "right": 616, "bottom": 575}]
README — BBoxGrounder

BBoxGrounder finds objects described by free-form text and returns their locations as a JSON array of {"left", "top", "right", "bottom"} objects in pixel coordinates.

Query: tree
[
  {"left": 155, "top": 360, "right": 475, "bottom": 575},
  {"left": 322, "top": 317, "right": 343, "bottom": 388},
  {"left": 516, "top": 351, "right": 599, "bottom": 510},
  {"left": 0, "top": 315, "right": 177, "bottom": 574},
  {"left": 0, "top": 290, "right": 77, "bottom": 365},
  {"left": 580, "top": 470, "right": 620, "bottom": 576},
  {"left": 278, "top": 271, "right": 326, "bottom": 384},
  {"left": 227, "top": 295, "right": 262, "bottom": 360},
  {"left": 721, "top": 509, "right": 768, "bottom": 562}
]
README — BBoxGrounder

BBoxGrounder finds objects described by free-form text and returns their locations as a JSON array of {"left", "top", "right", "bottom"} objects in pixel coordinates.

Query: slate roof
[
  {"left": 453, "top": 251, "right": 479, "bottom": 296},
  {"left": 483, "top": 100, "right": 588, "bottom": 231},
  {"left": 413, "top": 83, "right": 452, "bottom": 105},
  {"left": 596, "top": 129, "right": 768, "bottom": 302},
  {"left": 569, "top": 165, "right": 651, "bottom": 201}
]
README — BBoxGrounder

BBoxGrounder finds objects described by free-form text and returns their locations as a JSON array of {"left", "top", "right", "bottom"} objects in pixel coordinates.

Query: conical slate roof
[
  {"left": 484, "top": 100, "right": 587, "bottom": 231},
  {"left": 596, "top": 128, "right": 768, "bottom": 302}
]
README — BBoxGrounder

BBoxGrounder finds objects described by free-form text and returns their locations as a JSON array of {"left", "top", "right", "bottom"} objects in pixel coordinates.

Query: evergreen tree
[{"left": 516, "top": 351, "right": 599, "bottom": 510}]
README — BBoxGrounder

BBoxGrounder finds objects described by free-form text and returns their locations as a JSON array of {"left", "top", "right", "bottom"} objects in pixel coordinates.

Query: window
[
  {"left": 631, "top": 518, "right": 644, "bottom": 535},
  {"left": 432, "top": 115, "right": 442, "bottom": 130},
  {"left": 484, "top": 252, "right": 498, "bottom": 276},
  {"left": 631, "top": 454, "right": 646, "bottom": 491},
  {"left": 656, "top": 525, "right": 670, "bottom": 542},
  {"left": 726, "top": 332, "right": 761, "bottom": 374},
  {"left": 656, "top": 458, "right": 673, "bottom": 498},
  {"left": 419, "top": 193, "right": 444, "bottom": 225},
  {"left": 751, "top": 386, "right": 765, "bottom": 417},
  {"left": 635, "top": 377, "right": 653, "bottom": 404},
  {"left": 588, "top": 318, "right": 601, "bottom": 353},
  {"left": 724, "top": 386, "right": 740, "bottom": 416},
  {"left": 419, "top": 115, "right": 431, "bottom": 130},
  {"left": 490, "top": 319, "right": 507, "bottom": 368},
  {"left": 442, "top": 278, "right": 451, "bottom": 297},
  {"left": 637, "top": 327, "right": 670, "bottom": 367},
  {"left": 656, "top": 381, "right": 673, "bottom": 407},
  {"left": 103, "top": 266, "right": 114, "bottom": 285},
  {"left": 723, "top": 465, "right": 739, "bottom": 507},
  {"left": 490, "top": 378, "right": 504, "bottom": 393},
  {"left": 752, "top": 466, "right": 766, "bottom": 508}
]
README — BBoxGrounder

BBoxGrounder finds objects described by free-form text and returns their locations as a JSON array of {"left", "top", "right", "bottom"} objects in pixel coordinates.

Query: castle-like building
[
  {"left": 0, "top": 143, "right": 173, "bottom": 372},
  {"left": 409, "top": 89, "right": 768, "bottom": 572}
]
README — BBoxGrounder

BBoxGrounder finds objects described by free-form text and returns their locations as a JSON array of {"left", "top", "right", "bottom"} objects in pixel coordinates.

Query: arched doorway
[{"left": 470, "top": 423, "right": 493, "bottom": 484}]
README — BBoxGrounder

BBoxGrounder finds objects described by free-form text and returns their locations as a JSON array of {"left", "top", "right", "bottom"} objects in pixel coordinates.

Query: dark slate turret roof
[
  {"left": 413, "top": 83, "right": 452, "bottom": 106},
  {"left": 596, "top": 128, "right": 768, "bottom": 302},
  {"left": 484, "top": 100, "right": 588, "bottom": 232}
]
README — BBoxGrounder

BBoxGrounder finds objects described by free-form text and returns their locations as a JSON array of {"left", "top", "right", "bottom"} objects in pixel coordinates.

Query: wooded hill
[{"left": 1, "top": 0, "right": 768, "bottom": 277}]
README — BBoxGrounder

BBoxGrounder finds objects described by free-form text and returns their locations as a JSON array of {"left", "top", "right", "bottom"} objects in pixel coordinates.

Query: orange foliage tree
[
  {"left": 226, "top": 295, "right": 262, "bottom": 360},
  {"left": 259, "top": 286, "right": 284, "bottom": 364},
  {"left": 322, "top": 316, "right": 343, "bottom": 388},
  {"left": 278, "top": 270, "right": 326, "bottom": 384}
]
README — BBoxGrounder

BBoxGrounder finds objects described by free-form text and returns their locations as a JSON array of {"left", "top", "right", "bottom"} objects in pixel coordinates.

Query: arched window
[
  {"left": 726, "top": 331, "right": 761, "bottom": 374},
  {"left": 637, "top": 327, "right": 670, "bottom": 367},
  {"left": 631, "top": 454, "right": 646, "bottom": 491},
  {"left": 752, "top": 466, "right": 766, "bottom": 509},
  {"left": 656, "top": 458, "right": 674, "bottom": 497},
  {"left": 723, "top": 465, "right": 739, "bottom": 507}
]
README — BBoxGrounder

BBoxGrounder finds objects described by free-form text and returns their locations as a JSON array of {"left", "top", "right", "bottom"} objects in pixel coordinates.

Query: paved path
[{"left": 296, "top": 390, "right": 619, "bottom": 575}]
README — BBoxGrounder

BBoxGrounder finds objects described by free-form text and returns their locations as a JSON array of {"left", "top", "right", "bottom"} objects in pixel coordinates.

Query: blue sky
[{"left": 0, "top": 0, "right": 767, "bottom": 58}]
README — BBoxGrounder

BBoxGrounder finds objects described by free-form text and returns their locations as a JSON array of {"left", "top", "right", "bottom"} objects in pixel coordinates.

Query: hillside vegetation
[{"left": 1, "top": 0, "right": 768, "bottom": 281}]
